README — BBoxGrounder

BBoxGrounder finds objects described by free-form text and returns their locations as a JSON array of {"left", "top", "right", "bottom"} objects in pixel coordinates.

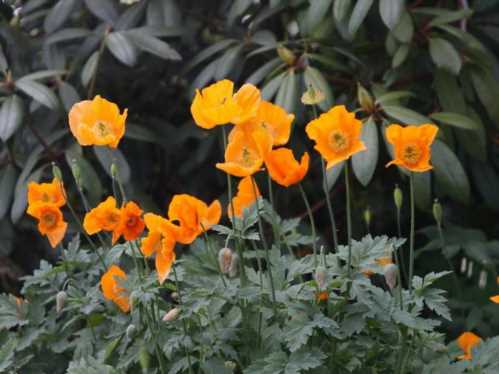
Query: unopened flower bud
[
  {"left": 56, "top": 291, "right": 67, "bottom": 313},
  {"left": 229, "top": 252, "right": 239, "bottom": 278},
  {"left": 139, "top": 346, "right": 151, "bottom": 370},
  {"left": 286, "top": 20, "right": 299, "bottom": 37},
  {"left": 467, "top": 261, "right": 474, "bottom": 278},
  {"left": 225, "top": 361, "right": 237, "bottom": 370},
  {"left": 363, "top": 207, "right": 372, "bottom": 228},
  {"left": 384, "top": 264, "right": 398, "bottom": 290},
  {"left": 171, "top": 292, "right": 178, "bottom": 300},
  {"left": 277, "top": 45, "right": 296, "bottom": 66},
  {"left": 432, "top": 199, "right": 443, "bottom": 226},
  {"left": 357, "top": 83, "right": 374, "bottom": 113},
  {"left": 110, "top": 163, "right": 119, "bottom": 179},
  {"left": 460, "top": 257, "right": 467, "bottom": 274},
  {"left": 51, "top": 163, "right": 63, "bottom": 181},
  {"left": 218, "top": 247, "right": 233, "bottom": 275},
  {"left": 314, "top": 265, "right": 327, "bottom": 290},
  {"left": 394, "top": 185, "right": 403, "bottom": 210},
  {"left": 162, "top": 307, "right": 180, "bottom": 322},
  {"left": 479, "top": 270, "right": 487, "bottom": 289},
  {"left": 126, "top": 324, "right": 137, "bottom": 340},
  {"left": 71, "top": 159, "right": 81, "bottom": 187}
]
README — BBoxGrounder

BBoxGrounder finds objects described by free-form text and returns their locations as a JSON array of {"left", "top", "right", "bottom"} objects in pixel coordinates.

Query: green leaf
[
  {"left": 275, "top": 70, "right": 297, "bottom": 113},
  {"left": 333, "top": 0, "right": 351, "bottom": 23},
  {"left": 303, "top": 66, "right": 333, "bottom": 111},
  {"left": 20, "top": 69, "right": 66, "bottom": 81},
  {"left": 215, "top": 45, "right": 243, "bottom": 80},
  {"left": 0, "top": 95, "right": 24, "bottom": 142},
  {"left": 106, "top": 32, "right": 138, "bottom": 67},
  {"left": 115, "top": 1, "right": 147, "bottom": 30},
  {"left": 326, "top": 161, "right": 344, "bottom": 189},
  {"left": 352, "top": 117, "right": 378, "bottom": 186},
  {"left": 379, "top": 0, "right": 403, "bottom": 29},
  {"left": 93, "top": 146, "right": 131, "bottom": 184},
  {"left": 0, "top": 164, "right": 17, "bottom": 220},
  {"left": 84, "top": 0, "right": 118, "bottom": 24},
  {"left": 413, "top": 171, "right": 431, "bottom": 210},
  {"left": 58, "top": 81, "right": 81, "bottom": 112},
  {"left": 382, "top": 105, "right": 431, "bottom": 124},
  {"left": 428, "top": 8, "right": 473, "bottom": 27},
  {"left": 127, "top": 31, "right": 181, "bottom": 60},
  {"left": 286, "top": 348, "right": 327, "bottom": 374},
  {"left": 247, "top": 58, "right": 282, "bottom": 85},
  {"left": 375, "top": 90, "right": 414, "bottom": 105},
  {"left": 261, "top": 72, "right": 285, "bottom": 100},
  {"left": 471, "top": 68, "right": 499, "bottom": 128},
  {"left": 392, "top": 10, "right": 413, "bottom": 43},
  {"left": 14, "top": 79, "right": 59, "bottom": 109},
  {"left": 348, "top": 0, "right": 373, "bottom": 37},
  {"left": 430, "top": 112, "right": 479, "bottom": 131},
  {"left": 45, "top": 28, "right": 91, "bottom": 45},
  {"left": 392, "top": 44, "right": 409, "bottom": 68},
  {"left": 0, "top": 334, "right": 16, "bottom": 372},
  {"left": 432, "top": 140, "right": 470, "bottom": 204},
  {"left": 181, "top": 39, "right": 236, "bottom": 73},
  {"left": 429, "top": 38, "right": 462, "bottom": 75},
  {"left": 81, "top": 51, "right": 99, "bottom": 87},
  {"left": 44, "top": 0, "right": 77, "bottom": 34},
  {"left": 303, "top": 0, "right": 332, "bottom": 36},
  {"left": 0, "top": 44, "right": 8, "bottom": 71}
]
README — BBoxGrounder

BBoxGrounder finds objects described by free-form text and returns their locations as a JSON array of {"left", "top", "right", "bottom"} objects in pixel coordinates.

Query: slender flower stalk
[
  {"left": 408, "top": 173, "right": 415, "bottom": 293},
  {"left": 201, "top": 228, "right": 227, "bottom": 287},
  {"left": 345, "top": 163, "right": 353, "bottom": 278},
  {"left": 321, "top": 158, "right": 340, "bottom": 254},
  {"left": 298, "top": 183, "right": 318, "bottom": 268}
]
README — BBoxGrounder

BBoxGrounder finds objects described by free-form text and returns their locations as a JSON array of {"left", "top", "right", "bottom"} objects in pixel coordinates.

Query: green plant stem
[
  {"left": 392, "top": 246, "right": 404, "bottom": 310},
  {"left": 201, "top": 229, "right": 227, "bottom": 287},
  {"left": 396, "top": 206, "right": 408, "bottom": 286},
  {"left": 345, "top": 163, "right": 352, "bottom": 278},
  {"left": 298, "top": 183, "right": 318, "bottom": 268},
  {"left": 88, "top": 32, "right": 108, "bottom": 98},
  {"left": 436, "top": 223, "right": 462, "bottom": 300},
  {"left": 172, "top": 264, "right": 194, "bottom": 374},
  {"left": 408, "top": 173, "right": 415, "bottom": 294},
  {"left": 251, "top": 176, "right": 277, "bottom": 307},
  {"left": 267, "top": 173, "right": 282, "bottom": 254},
  {"left": 321, "top": 158, "right": 339, "bottom": 254}
]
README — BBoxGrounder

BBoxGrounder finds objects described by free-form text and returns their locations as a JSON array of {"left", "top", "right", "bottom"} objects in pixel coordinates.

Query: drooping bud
[
  {"left": 277, "top": 45, "right": 296, "bottom": 66},
  {"left": 126, "top": 324, "right": 137, "bottom": 340},
  {"left": 314, "top": 265, "right": 327, "bottom": 290},
  {"left": 479, "top": 270, "right": 487, "bottom": 289},
  {"left": 460, "top": 257, "right": 467, "bottom": 274},
  {"left": 432, "top": 199, "right": 443, "bottom": 226},
  {"left": 110, "top": 163, "right": 119, "bottom": 179},
  {"left": 467, "top": 261, "right": 474, "bottom": 278},
  {"left": 383, "top": 264, "right": 398, "bottom": 290},
  {"left": 357, "top": 83, "right": 374, "bottom": 113},
  {"left": 71, "top": 159, "right": 82, "bottom": 188},
  {"left": 218, "top": 247, "right": 233, "bottom": 275},
  {"left": 171, "top": 292, "right": 179, "bottom": 300},
  {"left": 229, "top": 252, "right": 239, "bottom": 278},
  {"left": 56, "top": 291, "right": 67, "bottom": 313},
  {"left": 363, "top": 207, "right": 372, "bottom": 229},
  {"left": 162, "top": 307, "right": 180, "bottom": 322},
  {"left": 394, "top": 185, "right": 403, "bottom": 210},
  {"left": 225, "top": 361, "right": 237, "bottom": 371},
  {"left": 51, "top": 162, "right": 63, "bottom": 181},
  {"left": 139, "top": 345, "right": 151, "bottom": 370}
]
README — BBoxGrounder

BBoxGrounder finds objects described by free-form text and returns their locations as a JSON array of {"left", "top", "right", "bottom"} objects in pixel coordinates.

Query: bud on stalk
[
  {"left": 277, "top": 45, "right": 296, "bottom": 66},
  {"left": 218, "top": 247, "right": 233, "bottom": 275},
  {"left": 126, "top": 324, "right": 137, "bottom": 340},
  {"left": 162, "top": 307, "right": 180, "bottom": 322},
  {"left": 51, "top": 162, "right": 63, "bottom": 181},
  {"left": 393, "top": 185, "right": 403, "bottom": 210},
  {"left": 363, "top": 207, "right": 372, "bottom": 229},
  {"left": 314, "top": 265, "right": 327, "bottom": 290},
  {"left": 357, "top": 83, "right": 374, "bottom": 113},
  {"left": 71, "top": 159, "right": 82, "bottom": 188},
  {"left": 56, "top": 291, "right": 67, "bottom": 313},
  {"left": 432, "top": 199, "right": 443, "bottom": 226}
]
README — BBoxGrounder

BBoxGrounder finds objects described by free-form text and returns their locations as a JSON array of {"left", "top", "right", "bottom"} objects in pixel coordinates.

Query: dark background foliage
[{"left": 1, "top": 0, "right": 499, "bottom": 339}]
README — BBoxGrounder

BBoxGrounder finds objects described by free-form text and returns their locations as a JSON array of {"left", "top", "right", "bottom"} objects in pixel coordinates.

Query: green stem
[
  {"left": 298, "top": 183, "right": 318, "bottom": 268},
  {"left": 437, "top": 223, "right": 461, "bottom": 300},
  {"left": 172, "top": 265, "right": 194, "bottom": 374},
  {"left": 251, "top": 177, "right": 277, "bottom": 307},
  {"left": 409, "top": 173, "right": 415, "bottom": 294},
  {"left": 396, "top": 206, "right": 408, "bottom": 286},
  {"left": 202, "top": 229, "right": 227, "bottom": 287},
  {"left": 88, "top": 32, "right": 108, "bottom": 99},
  {"left": 321, "top": 158, "right": 339, "bottom": 254},
  {"left": 267, "top": 173, "right": 283, "bottom": 255},
  {"left": 345, "top": 163, "right": 352, "bottom": 278}
]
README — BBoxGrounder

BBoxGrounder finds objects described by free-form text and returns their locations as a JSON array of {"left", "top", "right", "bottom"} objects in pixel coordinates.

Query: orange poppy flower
[
  {"left": 168, "top": 194, "right": 221, "bottom": 244},
  {"left": 457, "top": 332, "right": 481, "bottom": 360},
  {"left": 305, "top": 105, "right": 366, "bottom": 169},
  {"left": 385, "top": 124, "right": 439, "bottom": 172},
  {"left": 316, "top": 290, "right": 329, "bottom": 303},
  {"left": 100, "top": 265, "right": 130, "bottom": 313},
  {"left": 27, "top": 178, "right": 65, "bottom": 207},
  {"left": 69, "top": 95, "right": 128, "bottom": 148},
  {"left": 27, "top": 203, "right": 67, "bottom": 248},
  {"left": 216, "top": 127, "right": 272, "bottom": 177},
  {"left": 112, "top": 201, "right": 145, "bottom": 244},
  {"left": 141, "top": 213, "right": 177, "bottom": 284},
  {"left": 265, "top": 148, "right": 309, "bottom": 187},
  {"left": 362, "top": 256, "right": 393, "bottom": 277},
  {"left": 83, "top": 196, "right": 121, "bottom": 235},
  {"left": 228, "top": 176, "right": 260, "bottom": 218},
  {"left": 190, "top": 80, "right": 260, "bottom": 129},
  {"left": 490, "top": 295, "right": 499, "bottom": 303},
  {"left": 230, "top": 100, "right": 294, "bottom": 146}
]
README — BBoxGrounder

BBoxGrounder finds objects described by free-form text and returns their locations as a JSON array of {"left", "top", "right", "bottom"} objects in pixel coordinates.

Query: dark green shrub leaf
[
  {"left": 106, "top": 32, "right": 138, "bottom": 67},
  {"left": 392, "top": 10, "right": 413, "bottom": 43},
  {"left": 429, "top": 38, "right": 462, "bottom": 75},
  {"left": 326, "top": 161, "right": 344, "bottom": 189},
  {"left": 14, "top": 79, "right": 59, "bottom": 109},
  {"left": 93, "top": 146, "right": 131, "bottom": 184},
  {"left": 0, "top": 164, "right": 17, "bottom": 220},
  {"left": 333, "top": 0, "right": 351, "bottom": 22},
  {"left": 275, "top": 70, "right": 297, "bottom": 113},
  {"left": 84, "top": 0, "right": 118, "bottom": 24},
  {"left": 348, "top": 0, "right": 373, "bottom": 37},
  {"left": 81, "top": 51, "right": 99, "bottom": 87},
  {"left": 58, "top": 81, "right": 81, "bottom": 112},
  {"left": 215, "top": 45, "right": 243, "bottom": 80},
  {"left": 0, "top": 95, "right": 23, "bottom": 142},
  {"left": 44, "top": 0, "right": 77, "bottom": 34},
  {"left": 382, "top": 105, "right": 431, "bottom": 124},
  {"left": 45, "top": 28, "right": 91, "bottom": 45},
  {"left": 392, "top": 44, "right": 409, "bottom": 68},
  {"left": 379, "top": 0, "right": 403, "bottom": 29},
  {"left": 352, "top": 117, "right": 378, "bottom": 186},
  {"left": 430, "top": 112, "right": 479, "bottom": 131},
  {"left": 127, "top": 30, "right": 181, "bottom": 60}
]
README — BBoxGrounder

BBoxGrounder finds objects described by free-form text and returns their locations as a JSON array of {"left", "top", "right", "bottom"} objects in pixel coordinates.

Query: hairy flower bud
[
  {"left": 71, "top": 159, "right": 82, "bottom": 187},
  {"left": 314, "top": 265, "right": 327, "bottom": 290},
  {"left": 432, "top": 199, "right": 443, "bottom": 226},
  {"left": 126, "top": 324, "right": 137, "bottom": 340},
  {"left": 384, "top": 264, "right": 398, "bottom": 290},
  {"left": 363, "top": 207, "right": 372, "bottom": 228},
  {"left": 171, "top": 292, "right": 179, "bottom": 300},
  {"left": 218, "top": 247, "right": 233, "bottom": 275},
  {"left": 110, "top": 163, "right": 119, "bottom": 179},
  {"left": 51, "top": 163, "right": 63, "bottom": 181},
  {"left": 277, "top": 45, "right": 296, "bottom": 66},
  {"left": 394, "top": 185, "right": 403, "bottom": 210},
  {"left": 357, "top": 83, "right": 374, "bottom": 113},
  {"left": 229, "top": 252, "right": 239, "bottom": 278},
  {"left": 162, "top": 307, "right": 180, "bottom": 322},
  {"left": 139, "top": 346, "right": 151, "bottom": 370},
  {"left": 56, "top": 291, "right": 67, "bottom": 313},
  {"left": 225, "top": 361, "right": 237, "bottom": 370}
]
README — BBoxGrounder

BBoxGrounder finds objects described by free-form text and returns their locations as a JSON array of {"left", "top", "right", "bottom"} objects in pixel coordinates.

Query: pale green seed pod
[
  {"left": 52, "top": 163, "right": 63, "bottom": 181},
  {"left": 218, "top": 247, "right": 233, "bottom": 275},
  {"left": 139, "top": 346, "right": 151, "bottom": 371},
  {"left": 71, "top": 159, "right": 82, "bottom": 187},
  {"left": 110, "top": 163, "right": 119, "bottom": 179},
  {"left": 229, "top": 252, "right": 239, "bottom": 278},
  {"left": 277, "top": 45, "right": 296, "bottom": 66},
  {"left": 394, "top": 185, "right": 403, "bottom": 210},
  {"left": 126, "top": 324, "right": 137, "bottom": 340},
  {"left": 363, "top": 207, "right": 372, "bottom": 228},
  {"left": 357, "top": 83, "right": 374, "bottom": 113},
  {"left": 56, "top": 291, "right": 67, "bottom": 313},
  {"left": 432, "top": 199, "right": 443, "bottom": 226}
]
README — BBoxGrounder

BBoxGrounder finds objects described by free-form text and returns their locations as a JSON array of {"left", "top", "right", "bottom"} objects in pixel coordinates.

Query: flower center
[
  {"left": 329, "top": 130, "right": 349, "bottom": 153},
  {"left": 126, "top": 215, "right": 137, "bottom": 228},
  {"left": 41, "top": 211, "right": 57, "bottom": 229},
  {"left": 240, "top": 147, "right": 257, "bottom": 167},
  {"left": 106, "top": 211, "right": 121, "bottom": 225},
  {"left": 95, "top": 121, "right": 111, "bottom": 137},
  {"left": 41, "top": 192, "right": 50, "bottom": 203},
  {"left": 401, "top": 143, "right": 422, "bottom": 165}
]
